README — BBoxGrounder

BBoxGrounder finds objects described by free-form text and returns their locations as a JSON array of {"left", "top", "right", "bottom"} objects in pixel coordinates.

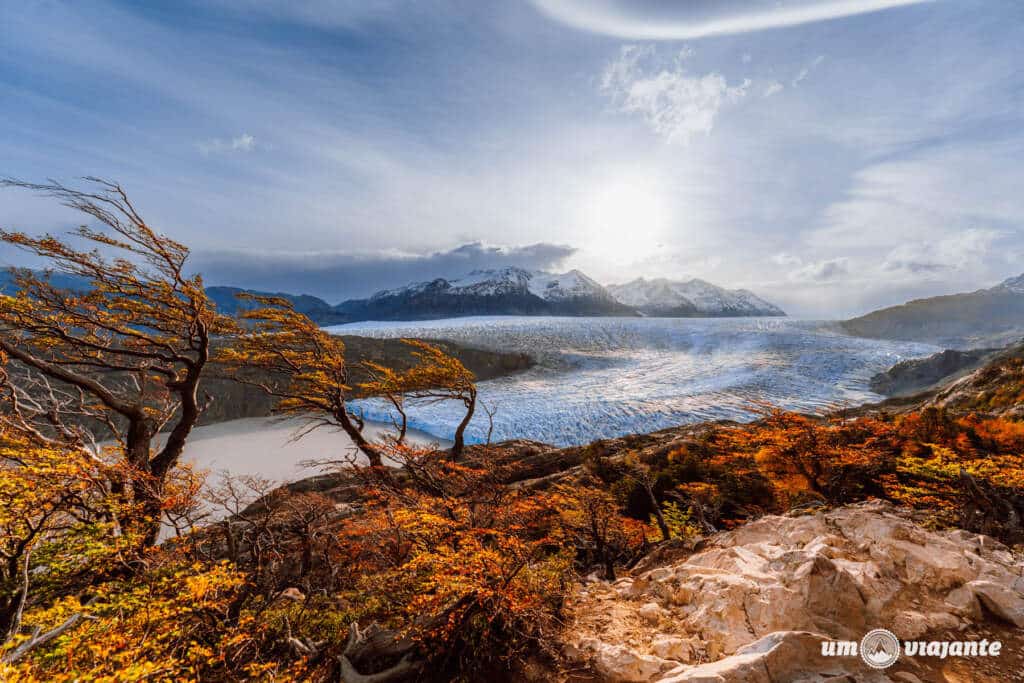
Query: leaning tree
[
  {"left": 0, "top": 178, "right": 234, "bottom": 546},
  {"left": 220, "top": 294, "right": 391, "bottom": 468}
]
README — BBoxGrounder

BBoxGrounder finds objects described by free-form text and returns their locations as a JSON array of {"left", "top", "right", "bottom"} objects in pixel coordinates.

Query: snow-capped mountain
[
  {"left": 607, "top": 277, "right": 785, "bottom": 317},
  {"left": 338, "top": 267, "right": 635, "bottom": 321}
]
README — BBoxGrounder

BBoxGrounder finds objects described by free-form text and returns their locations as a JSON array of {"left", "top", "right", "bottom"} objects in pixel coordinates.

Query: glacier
[{"left": 323, "top": 316, "right": 940, "bottom": 448}]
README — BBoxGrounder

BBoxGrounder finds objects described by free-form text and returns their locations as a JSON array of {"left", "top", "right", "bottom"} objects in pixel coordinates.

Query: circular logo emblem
[{"left": 860, "top": 629, "right": 901, "bottom": 669}]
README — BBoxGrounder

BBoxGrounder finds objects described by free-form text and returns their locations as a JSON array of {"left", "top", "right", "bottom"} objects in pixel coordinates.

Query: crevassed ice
[{"left": 323, "top": 316, "right": 939, "bottom": 448}]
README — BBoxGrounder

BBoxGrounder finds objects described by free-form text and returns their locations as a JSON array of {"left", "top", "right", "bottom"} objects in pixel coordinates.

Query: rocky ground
[{"left": 559, "top": 501, "right": 1024, "bottom": 682}]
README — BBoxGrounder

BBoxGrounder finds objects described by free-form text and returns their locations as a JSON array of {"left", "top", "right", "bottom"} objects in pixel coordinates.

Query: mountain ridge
[{"left": 607, "top": 276, "right": 785, "bottom": 317}]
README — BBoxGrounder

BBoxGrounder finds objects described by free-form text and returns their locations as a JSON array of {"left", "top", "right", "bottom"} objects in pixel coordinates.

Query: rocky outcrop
[
  {"left": 869, "top": 348, "right": 998, "bottom": 397},
  {"left": 927, "top": 342, "right": 1024, "bottom": 419},
  {"left": 564, "top": 501, "right": 1024, "bottom": 682}
]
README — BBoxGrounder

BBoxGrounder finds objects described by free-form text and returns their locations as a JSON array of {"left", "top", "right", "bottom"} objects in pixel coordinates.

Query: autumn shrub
[{"left": 328, "top": 450, "right": 578, "bottom": 680}]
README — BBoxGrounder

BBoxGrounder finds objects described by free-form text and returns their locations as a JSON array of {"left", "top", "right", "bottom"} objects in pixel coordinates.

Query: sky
[{"left": 1, "top": 0, "right": 1022, "bottom": 317}]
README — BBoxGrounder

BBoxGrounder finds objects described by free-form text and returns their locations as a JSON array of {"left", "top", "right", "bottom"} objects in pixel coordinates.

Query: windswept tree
[
  {"left": 361, "top": 339, "right": 478, "bottom": 459},
  {"left": 0, "top": 178, "right": 233, "bottom": 546},
  {"left": 220, "top": 295, "right": 389, "bottom": 468}
]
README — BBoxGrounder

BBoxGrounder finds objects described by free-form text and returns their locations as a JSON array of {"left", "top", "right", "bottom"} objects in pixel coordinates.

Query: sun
[{"left": 577, "top": 171, "right": 671, "bottom": 267}]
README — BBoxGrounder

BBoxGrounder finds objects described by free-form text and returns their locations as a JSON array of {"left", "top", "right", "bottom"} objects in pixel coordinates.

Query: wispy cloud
[
  {"left": 808, "top": 139, "right": 1024, "bottom": 253},
  {"left": 882, "top": 228, "right": 1005, "bottom": 277},
  {"left": 198, "top": 134, "right": 257, "bottom": 156},
  {"left": 600, "top": 46, "right": 749, "bottom": 145},
  {"left": 529, "top": 0, "right": 934, "bottom": 40},
  {"left": 199, "top": 0, "right": 408, "bottom": 29},
  {"left": 791, "top": 55, "right": 825, "bottom": 87}
]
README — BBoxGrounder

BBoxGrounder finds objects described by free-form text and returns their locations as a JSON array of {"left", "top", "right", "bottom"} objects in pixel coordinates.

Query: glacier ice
[{"left": 324, "top": 316, "right": 939, "bottom": 448}]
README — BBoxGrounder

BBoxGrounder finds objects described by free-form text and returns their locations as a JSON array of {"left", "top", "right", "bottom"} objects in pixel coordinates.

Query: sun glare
[{"left": 578, "top": 172, "right": 671, "bottom": 266}]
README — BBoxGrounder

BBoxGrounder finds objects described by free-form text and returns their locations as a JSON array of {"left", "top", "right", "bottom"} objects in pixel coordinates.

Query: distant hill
[
  {"left": 606, "top": 277, "right": 785, "bottom": 317},
  {"left": 0, "top": 270, "right": 350, "bottom": 325},
  {"left": 335, "top": 267, "right": 637, "bottom": 321},
  {"left": 204, "top": 286, "right": 350, "bottom": 325},
  {"left": 842, "top": 274, "right": 1024, "bottom": 348}
]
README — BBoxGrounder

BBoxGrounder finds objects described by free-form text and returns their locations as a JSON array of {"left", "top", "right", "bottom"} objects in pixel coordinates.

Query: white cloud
[
  {"left": 763, "top": 81, "right": 784, "bottom": 97},
  {"left": 528, "top": 0, "right": 933, "bottom": 40},
  {"left": 198, "top": 133, "right": 257, "bottom": 156},
  {"left": 788, "top": 257, "right": 851, "bottom": 282},
  {"left": 600, "top": 46, "right": 750, "bottom": 145},
  {"left": 791, "top": 55, "right": 825, "bottom": 87}
]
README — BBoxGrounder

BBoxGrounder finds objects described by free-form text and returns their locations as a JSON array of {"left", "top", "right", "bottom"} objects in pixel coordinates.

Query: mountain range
[
  {"left": 842, "top": 273, "right": 1024, "bottom": 348},
  {"left": 333, "top": 268, "right": 787, "bottom": 322},
  {"left": 1, "top": 266, "right": 787, "bottom": 323}
]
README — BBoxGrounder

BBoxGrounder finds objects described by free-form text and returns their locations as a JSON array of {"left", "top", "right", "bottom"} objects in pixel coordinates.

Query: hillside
[
  {"left": 220, "top": 346, "right": 1024, "bottom": 681},
  {"left": 929, "top": 340, "right": 1024, "bottom": 418},
  {"left": 843, "top": 274, "right": 1024, "bottom": 348}
]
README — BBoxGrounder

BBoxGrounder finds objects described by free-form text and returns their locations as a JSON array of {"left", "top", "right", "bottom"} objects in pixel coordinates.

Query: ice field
[{"left": 324, "top": 316, "right": 940, "bottom": 447}]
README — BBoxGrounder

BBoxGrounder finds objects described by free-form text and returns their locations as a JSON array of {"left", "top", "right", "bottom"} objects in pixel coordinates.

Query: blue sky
[{"left": 1, "top": 0, "right": 1022, "bottom": 316}]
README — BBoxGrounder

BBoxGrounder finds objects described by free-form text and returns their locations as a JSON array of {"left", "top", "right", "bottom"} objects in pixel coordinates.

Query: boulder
[{"left": 576, "top": 638, "right": 677, "bottom": 682}]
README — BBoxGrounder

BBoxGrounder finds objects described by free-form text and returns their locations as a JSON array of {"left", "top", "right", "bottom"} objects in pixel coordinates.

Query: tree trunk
[
  {"left": 0, "top": 555, "right": 29, "bottom": 647},
  {"left": 451, "top": 391, "right": 476, "bottom": 460},
  {"left": 337, "top": 408, "right": 385, "bottom": 468},
  {"left": 644, "top": 480, "right": 671, "bottom": 541}
]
